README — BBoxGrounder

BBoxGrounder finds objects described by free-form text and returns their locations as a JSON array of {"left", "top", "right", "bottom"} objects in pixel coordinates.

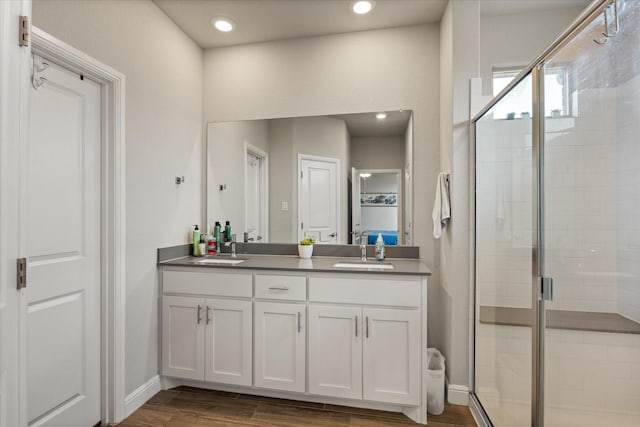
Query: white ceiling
[
  {"left": 480, "top": 0, "right": 590, "bottom": 17},
  {"left": 332, "top": 110, "right": 412, "bottom": 137},
  {"left": 153, "top": 0, "right": 448, "bottom": 49}
]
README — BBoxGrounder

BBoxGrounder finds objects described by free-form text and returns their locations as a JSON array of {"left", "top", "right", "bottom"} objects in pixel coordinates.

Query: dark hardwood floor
[{"left": 116, "top": 386, "right": 477, "bottom": 427}]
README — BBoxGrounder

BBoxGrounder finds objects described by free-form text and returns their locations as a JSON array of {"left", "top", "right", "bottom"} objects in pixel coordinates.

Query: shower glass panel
[
  {"left": 475, "top": 74, "right": 533, "bottom": 427},
  {"left": 542, "top": 1, "right": 640, "bottom": 425}
]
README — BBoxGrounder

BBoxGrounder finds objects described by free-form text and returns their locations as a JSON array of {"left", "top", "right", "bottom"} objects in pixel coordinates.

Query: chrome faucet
[
  {"left": 225, "top": 233, "right": 237, "bottom": 257},
  {"left": 357, "top": 231, "right": 368, "bottom": 261}
]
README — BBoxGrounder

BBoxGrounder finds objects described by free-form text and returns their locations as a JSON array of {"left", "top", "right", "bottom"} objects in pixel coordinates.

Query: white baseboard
[
  {"left": 124, "top": 375, "right": 161, "bottom": 418},
  {"left": 446, "top": 378, "right": 469, "bottom": 406}
]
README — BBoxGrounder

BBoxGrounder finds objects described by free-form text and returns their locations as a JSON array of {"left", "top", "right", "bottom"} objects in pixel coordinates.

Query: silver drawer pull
[
  {"left": 355, "top": 315, "right": 358, "bottom": 338},
  {"left": 196, "top": 305, "right": 202, "bottom": 324},
  {"left": 365, "top": 316, "right": 369, "bottom": 338},
  {"left": 268, "top": 287, "right": 289, "bottom": 291},
  {"left": 297, "top": 312, "right": 302, "bottom": 333},
  {"left": 206, "top": 306, "right": 211, "bottom": 325}
]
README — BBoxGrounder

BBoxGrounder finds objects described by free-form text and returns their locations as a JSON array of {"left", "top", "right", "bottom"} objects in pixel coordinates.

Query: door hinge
[
  {"left": 19, "top": 16, "right": 30, "bottom": 47},
  {"left": 301, "top": 222, "right": 304, "bottom": 230},
  {"left": 538, "top": 276, "right": 553, "bottom": 301},
  {"left": 300, "top": 171, "right": 303, "bottom": 179},
  {"left": 17, "top": 258, "right": 27, "bottom": 289}
]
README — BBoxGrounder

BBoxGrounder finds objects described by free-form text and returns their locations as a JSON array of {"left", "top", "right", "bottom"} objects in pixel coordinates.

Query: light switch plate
[{"left": 281, "top": 201, "right": 288, "bottom": 211}]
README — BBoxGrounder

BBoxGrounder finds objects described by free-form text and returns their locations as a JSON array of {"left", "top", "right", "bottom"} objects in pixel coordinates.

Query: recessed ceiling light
[
  {"left": 352, "top": 0, "right": 375, "bottom": 15},
  {"left": 212, "top": 17, "right": 235, "bottom": 32},
  {"left": 376, "top": 112, "right": 387, "bottom": 120}
]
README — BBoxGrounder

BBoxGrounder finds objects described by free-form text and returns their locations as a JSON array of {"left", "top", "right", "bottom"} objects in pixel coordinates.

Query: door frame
[
  {"left": 244, "top": 143, "right": 269, "bottom": 243},
  {"left": 297, "top": 154, "right": 341, "bottom": 243},
  {"left": 351, "top": 168, "right": 402, "bottom": 244},
  {"left": 19, "top": 27, "right": 127, "bottom": 425}
]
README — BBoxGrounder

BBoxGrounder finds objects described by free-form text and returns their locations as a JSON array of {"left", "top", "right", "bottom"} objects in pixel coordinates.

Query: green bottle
[
  {"left": 192, "top": 225, "right": 200, "bottom": 256},
  {"left": 224, "top": 221, "right": 231, "bottom": 243},
  {"left": 214, "top": 221, "right": 222, "bottom": 252}
]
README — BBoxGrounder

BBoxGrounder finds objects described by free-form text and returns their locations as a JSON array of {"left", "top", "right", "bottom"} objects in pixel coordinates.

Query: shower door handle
[{"left": 538, "top": 277, "right": 554, "bottom": 302}]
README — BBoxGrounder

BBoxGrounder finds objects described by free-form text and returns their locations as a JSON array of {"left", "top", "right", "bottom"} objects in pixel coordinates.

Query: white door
[
  {"left": 26, "top": 55, "right": 101, "bottom": 427},
  {"left": 254, "top": 302, "right": 305, "bottom": 393},
  {"left": 362, "top": 308, "right": 421, "bottom": 405},
  {"left": 308, "top": 305, "right": 362, "bottom": 399},
  {"left": 245, "top": 145, "right": 268, "bottom": 243},
  {"left": 351, "top": 168, "right": 362, "bottom": 244},
  {"left": 204, "top": 299, "right": 252, "bottom": 386},
  {"left": 162, "top": 296, "right": 205, "bottom": 380},
  {"left": 299, "top": 156, "right": 339, "bottom": 244}
]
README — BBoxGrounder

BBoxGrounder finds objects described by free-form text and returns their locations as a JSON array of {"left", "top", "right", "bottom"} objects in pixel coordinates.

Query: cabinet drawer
[
  {"left": 309, "top": 277, "right": 421, "bottom": 307},
  {"left": 163, "top": 270, "right": 252, "bottom": 298},
  {"left": 255, "top": 274, "right": 306, "bottom": 301}
]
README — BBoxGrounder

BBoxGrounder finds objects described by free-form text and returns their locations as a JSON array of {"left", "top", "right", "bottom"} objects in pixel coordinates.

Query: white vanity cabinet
[
  {"left": 308, "top": 276, "right": 422, "bottom": 405},
  {"left": 160, "top": 265, "right": 428, "bottom": 424},
  {"left": 161, "top": 269, "right": 253, "bottom": 386}
]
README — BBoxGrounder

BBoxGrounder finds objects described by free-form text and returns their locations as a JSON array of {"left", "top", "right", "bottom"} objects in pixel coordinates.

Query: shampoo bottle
[
  {"left": 375, "top": 233, "right": 385, "bottom": 261},
  {"left": 192, "top": 225, "right": 200, "bottom": 256}
]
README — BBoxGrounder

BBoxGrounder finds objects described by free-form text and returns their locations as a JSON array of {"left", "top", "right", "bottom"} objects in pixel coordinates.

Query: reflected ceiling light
[
  {"left": 352, "top": 0, "right": 375, "bottom": 14},
  {"left": 212, "top": 17, "right": 235, "bottom": 32},
  {"left": 376, "top": 112, "right": 387, "bottom": 120},
  {"left": 360, "top": 173, "right": 372, "bottom": 178}
]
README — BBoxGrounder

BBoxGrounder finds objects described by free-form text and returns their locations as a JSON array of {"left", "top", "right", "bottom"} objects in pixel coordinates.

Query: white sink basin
[
  {"left": 333, "top": 262, "right": 394, "bottom": 270},
  {"left": 196, "top": 258, "right": 245, "bottom": 265}
]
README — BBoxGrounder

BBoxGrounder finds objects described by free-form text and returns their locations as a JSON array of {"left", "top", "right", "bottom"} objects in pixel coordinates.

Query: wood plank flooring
[{"left": 116, "top": 386, "right": 477, "bottom": 427}]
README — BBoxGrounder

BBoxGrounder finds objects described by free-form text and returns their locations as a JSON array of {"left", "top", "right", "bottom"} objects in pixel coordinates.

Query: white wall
[
  {"left": 207, "top": 120, "right": 269, "bottom": 236},
  {"left": 480, "top": 6, "right": 587, "bottom": 95},
  {"left": 32, "top": 0, "right": 204, "bottom": 396},
  {"left": 203, "top": 24, "right": 441, "bottom": 269},
  {"left": 439, "top": 0, "right": 480, "bottom": 388}
]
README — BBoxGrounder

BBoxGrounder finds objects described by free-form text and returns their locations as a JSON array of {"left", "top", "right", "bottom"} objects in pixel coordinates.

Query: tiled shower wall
[{"left": 617, "top": 73, "right": 640, "bottom": 323}]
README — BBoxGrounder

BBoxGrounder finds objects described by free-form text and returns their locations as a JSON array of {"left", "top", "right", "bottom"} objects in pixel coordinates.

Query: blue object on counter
[{"left": 367, "top": 231, "right": 398, "bottom": 246}]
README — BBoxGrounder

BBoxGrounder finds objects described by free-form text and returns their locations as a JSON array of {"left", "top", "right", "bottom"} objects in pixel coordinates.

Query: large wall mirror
[{"left": 207, "top": 110, "right": 414, "bottom": 246}]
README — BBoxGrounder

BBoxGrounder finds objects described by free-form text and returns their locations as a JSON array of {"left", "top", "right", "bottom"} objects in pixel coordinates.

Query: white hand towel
[{"left": 432, "top": 173, "right": 451, "bottom": 239}]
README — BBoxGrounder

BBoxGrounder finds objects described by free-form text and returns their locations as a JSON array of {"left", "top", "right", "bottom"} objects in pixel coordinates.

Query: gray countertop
[{"left": 158, "top": 254, "right": 431, "bottom": 276}]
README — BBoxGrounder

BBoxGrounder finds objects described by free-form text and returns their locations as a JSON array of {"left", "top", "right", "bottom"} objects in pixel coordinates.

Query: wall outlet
[{"left": 281, "top": 201, "right": 288, "bottom": 211}]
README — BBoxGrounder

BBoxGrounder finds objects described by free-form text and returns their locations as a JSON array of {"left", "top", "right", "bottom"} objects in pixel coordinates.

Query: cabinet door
[
  {"left": 204, "top": 299, "right": 252, "bottom": 386},
  {"left": 362, "top": 308, "right": 421, "bottom": 405},
  {"left": 308, "top": 305, "right": 362, "bottom": 399},
  {"left": 254, "top": 302, "right": 306, "bottom": 393},
  {"left": 162, "top": 296, "right": 205, "bottom": 380}
]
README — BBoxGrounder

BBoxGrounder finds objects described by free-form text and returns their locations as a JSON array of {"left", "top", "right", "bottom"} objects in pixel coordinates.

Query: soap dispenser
[{"left": 375, "top": 233, "right": 385, "bottom": 261}]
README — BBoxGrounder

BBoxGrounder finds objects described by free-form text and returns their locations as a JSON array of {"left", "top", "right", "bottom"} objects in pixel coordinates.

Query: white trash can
[{"left": 426, "top": 347, "right": 445, "bottom": 415}]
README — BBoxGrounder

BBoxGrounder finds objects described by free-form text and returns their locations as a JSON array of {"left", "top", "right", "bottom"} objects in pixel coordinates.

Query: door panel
[
  {"left": 254, "top": 302, "right": 305, "bottom": 393},
  {"left": 300, "top": 157, "right": 338, "bottom": 243},
  {"left": 205, "top": 299, "right": 252, "bottom": 386},
  {"left": 162, "top": 296, "right": 205, "bottom": 380},
  {"left": 308, "top": 305, "right": 362, "bottom": 399},
  {"left": 362, "top": 308, "right": 420, "bottom": 405},
  {"left": 26, "top": 56, "right": 101, "bottom": 427}
]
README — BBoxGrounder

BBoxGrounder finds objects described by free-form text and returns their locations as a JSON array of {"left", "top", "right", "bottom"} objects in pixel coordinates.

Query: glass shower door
[
  {"left": 474, "top": 74, "right": 534, "bottom": 426},
  {"left": 541, "top": 1, "right": 640, "bottom": 425}
]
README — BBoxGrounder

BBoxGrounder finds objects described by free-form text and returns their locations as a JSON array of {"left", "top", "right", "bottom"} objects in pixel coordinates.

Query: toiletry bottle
[
  {"left": 192, "top": 225, "right": 200, "bottom": 256},
  {"left": 224, "top": 221, "right": 231, "bottom": 243},
  {"left": 207, "top": 233, "right": 216, "bottom": 255},
  {"left": 214, "top": 221, "right": 222, "bottom": 252},
  {"left": 198, "top": 235, "right": 207, "bottom": 257},
  {"left": 375, "top": 233, "right": 385, "bottom": 261}
]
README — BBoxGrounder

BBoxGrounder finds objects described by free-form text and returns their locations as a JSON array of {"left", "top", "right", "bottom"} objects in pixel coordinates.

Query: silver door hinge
[
  {"left": 17, "top": 258, "right": 27, "bottom": 289},
  {"left": 19, "top": 16, "right": 30, "bottom": 47},
  {"left": 538, "top": 276, "right": 553, "bottom": 301},
  {"left": 300, "top": 171, "right": 303, "bottom": 179}
]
